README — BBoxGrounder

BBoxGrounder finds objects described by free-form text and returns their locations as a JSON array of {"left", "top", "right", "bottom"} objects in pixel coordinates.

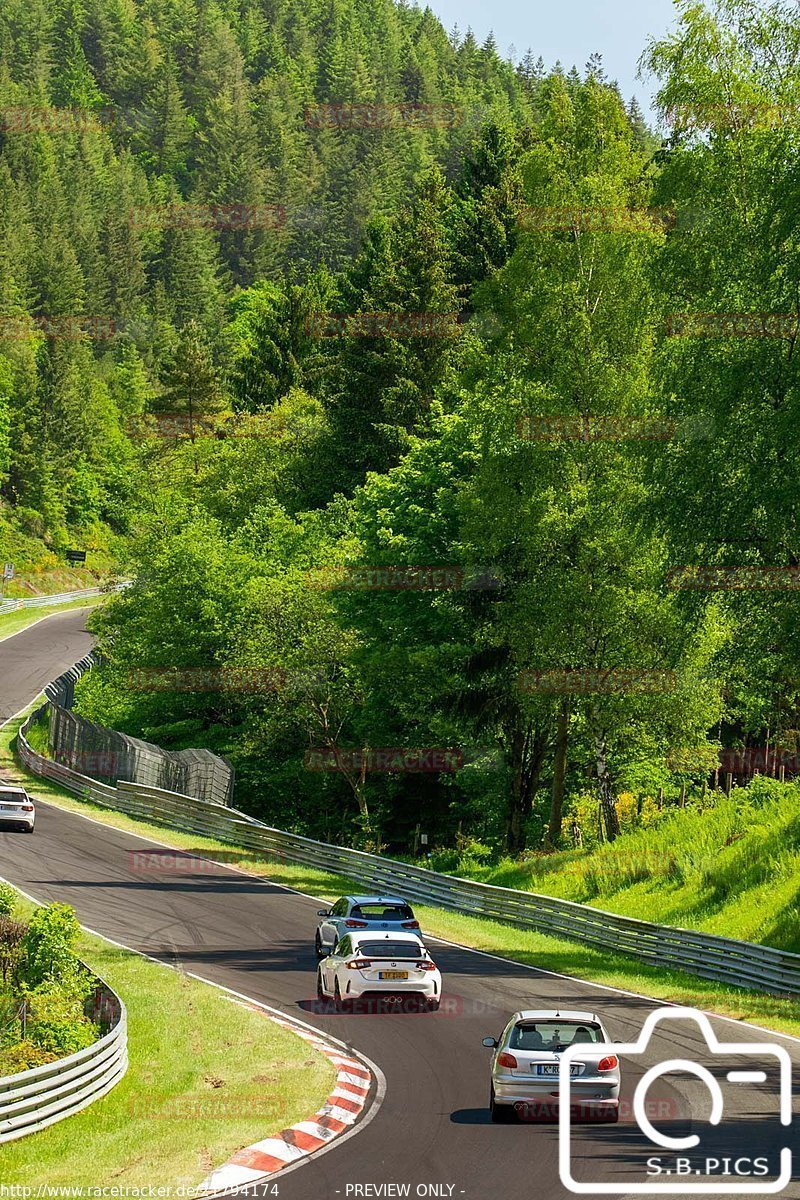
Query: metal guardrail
[
  {"left": 15, "top": 690, "right": 800, "bottom": 998},
  {"left": 0, "top": 588, "right": 103, "bottom": 615},
  {"left": 0, "top": 582, "right": 130, "bottom": 616},
  {"left": 0, "top": 975, "right": 127, "bottom": 1142}
]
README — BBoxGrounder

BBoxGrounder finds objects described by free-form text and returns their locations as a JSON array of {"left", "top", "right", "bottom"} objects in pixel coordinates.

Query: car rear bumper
[
  {"left": 0, "top": 814, "right": 34, "bottom": 829},
  {"left": 493, "top": 1078, "right": 619, "bottom": 1105},
  {"left": 345, "top": 979, "right": 439, "bottom": 999}
]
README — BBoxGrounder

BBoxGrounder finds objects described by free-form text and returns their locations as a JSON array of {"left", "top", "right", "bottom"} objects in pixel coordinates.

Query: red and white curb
[{"left": 198, "top": 1003, "right": 373, "bottom": 1196}]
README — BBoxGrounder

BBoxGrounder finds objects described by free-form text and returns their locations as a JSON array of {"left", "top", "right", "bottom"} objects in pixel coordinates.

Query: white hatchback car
[
  {"left": 317, "top": 931, "right": 442, "bottom": 1011},
  {"left": 0, "top": 786, "right": 35, "bottom": 833},
  {"left": 483, "top": 1009, "right": 620, "bottom": 1122}
]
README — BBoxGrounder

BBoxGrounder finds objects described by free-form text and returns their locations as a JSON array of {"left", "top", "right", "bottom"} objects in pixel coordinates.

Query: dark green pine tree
[
  {"left": 321, "top": 167, "right": 460, "bottom": 494},
  {"left": 451, "top": 122, "right": 523, "bottom": 295},
  {"left": 156, "top": 321, "right": 224, "bottom": 472}
]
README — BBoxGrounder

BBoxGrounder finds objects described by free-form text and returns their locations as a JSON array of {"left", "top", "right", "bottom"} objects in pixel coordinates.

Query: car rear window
[
  {"left": 510, "top": 1022, "right": 603, "bottom": 1050},
  {"left": 0, "top": 791, "right": 27, "bottom": 803},
  {"left": 355, "top": 940, "right": 424, "bottom": 959},
  {"left": 350, "top": 904, "right": 414, "bottom": 920}
]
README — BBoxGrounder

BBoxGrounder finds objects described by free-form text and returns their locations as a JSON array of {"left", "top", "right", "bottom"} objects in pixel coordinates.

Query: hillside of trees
[{"left": 3, "top": 0, "right": 800, "bottom": 864}]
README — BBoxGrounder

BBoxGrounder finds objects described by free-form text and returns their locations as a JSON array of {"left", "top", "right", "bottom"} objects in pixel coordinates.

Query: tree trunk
[
  {"left": 506, "top": 723, "right": 546, "bottom": 854},
  {"left": 546, "top": 699, "right": 569, "bottom": 847},
  {"left": 592, "top": 717, "right": 620, "bottom": 841}
]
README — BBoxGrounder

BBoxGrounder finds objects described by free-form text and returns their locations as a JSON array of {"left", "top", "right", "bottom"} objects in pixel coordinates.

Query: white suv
[
  {"left": 317, "top": 931, "right": 442, "bottom": 1011},
  {"left": 315, "top": 894, "right": 420, "bottom": 958},
  {"left": 0, "top": 786, "right": 35, "bottom": 833}
]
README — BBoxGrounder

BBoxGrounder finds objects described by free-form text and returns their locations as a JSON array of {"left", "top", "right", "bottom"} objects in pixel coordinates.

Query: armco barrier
[
  {"left": 16, "top": 692, "right": 800, "bottom": 997},
  {"left": 0, "top": 977, "right": 126, "bottom": 1142},
  {"left": 0, "top": 583, "right": 129, "bottom": 616}
]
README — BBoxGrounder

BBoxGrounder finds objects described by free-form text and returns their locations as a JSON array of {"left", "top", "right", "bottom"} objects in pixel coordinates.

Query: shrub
[
  {"left": 0, "top": 1039, "right": 57, "bottom": 1074},
  {"left": 25, "top": 987, "right": 99, "bottom": 1057},
  {"left": 0, "top": 884, "right": 16, "bottom": 918},
  {"left": 0, "top": 918, "right": 27, "bottom": 986},
  {"left": 21, "top": 903, "right": 83, "bottom": 990}
]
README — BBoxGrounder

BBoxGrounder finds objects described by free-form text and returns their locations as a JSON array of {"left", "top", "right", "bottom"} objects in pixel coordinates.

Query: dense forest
[{"left": 3, "top": 0, "right": 800, "bottom": 857}]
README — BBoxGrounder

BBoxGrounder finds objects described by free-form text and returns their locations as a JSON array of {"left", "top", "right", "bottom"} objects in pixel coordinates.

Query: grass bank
[
  {"left": 3, "top": 708, "right": 797, "bottom": 1042},
  {"left": 425, "top": 781, "right": 800, "bottom": 955},
  {"left": 0, "top": 596, "right": 105, "bottom": 643},
  {"left": 0, "top": 884, "right": 334, "bottom": 1188}
]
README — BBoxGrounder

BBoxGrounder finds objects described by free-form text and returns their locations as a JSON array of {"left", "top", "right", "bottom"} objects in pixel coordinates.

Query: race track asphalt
[{"left": 0, "top": 610, "right": 796, "bottom": 1200}]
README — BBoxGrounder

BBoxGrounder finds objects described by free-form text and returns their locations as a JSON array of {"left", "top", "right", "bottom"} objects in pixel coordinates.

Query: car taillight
[
  {"left": 417, "top": 960, "right": 436, "bottom": 971},
  {"left": 402, "top": 920, "right": 420, "bottom": 928},
  {"left": 597, "top": 1055, "right": 618, "bottom": 1072},
  {"left": 345, "top": 959, "right": 371, "bottom": 969},
  {"left": 497, "top": 1052, "right": 518, "bottom": 1069},
  {"left": 21, "top": 805, "right": 34, "bottom": 812},
  {"left": 344, "top": 920, "right": 368, "bottom": 928}
]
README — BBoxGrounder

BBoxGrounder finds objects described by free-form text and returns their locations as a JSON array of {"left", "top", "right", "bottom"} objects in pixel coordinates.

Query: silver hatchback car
[
  {"left": 315, "top": 894, "right": 420, "bottom": 958},
  {"left": 0, "top": 786, "right": 35, "bottom": 833},
  {"left": 483, "top": 1009, "right": 620, "bottom": 1123}
]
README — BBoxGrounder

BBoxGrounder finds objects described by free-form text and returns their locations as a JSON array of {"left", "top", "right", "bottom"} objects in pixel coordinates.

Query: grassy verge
[
  {"left": 0, "top": 596, "right": 105, "bottom": 643},
  {"left": 423, "top": 783, "right": 800, "bottom": 955},
  {"left": 3, "top": 709, "right": 798, "bottom": 1042},
  {"left": 0, "top": 886, "right": 335, "bottom": 1188}
]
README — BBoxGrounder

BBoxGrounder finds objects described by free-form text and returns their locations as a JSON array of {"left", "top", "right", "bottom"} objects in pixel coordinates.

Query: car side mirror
[
  {"left": 482, "top": 1037, "right": 497, "bottom": 1048},
  {"left": 317, "top": 910, "right": 331, "bottom": 917}
]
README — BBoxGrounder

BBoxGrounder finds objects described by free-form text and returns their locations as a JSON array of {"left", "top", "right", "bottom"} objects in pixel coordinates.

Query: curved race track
[{"left": 0, "top": 610, "right": 797, "bottom": 1199}]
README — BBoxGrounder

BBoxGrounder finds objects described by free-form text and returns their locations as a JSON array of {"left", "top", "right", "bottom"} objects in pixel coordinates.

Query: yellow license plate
[{"left": 379, "top": 971, "right": 408, "bottom": 980}]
